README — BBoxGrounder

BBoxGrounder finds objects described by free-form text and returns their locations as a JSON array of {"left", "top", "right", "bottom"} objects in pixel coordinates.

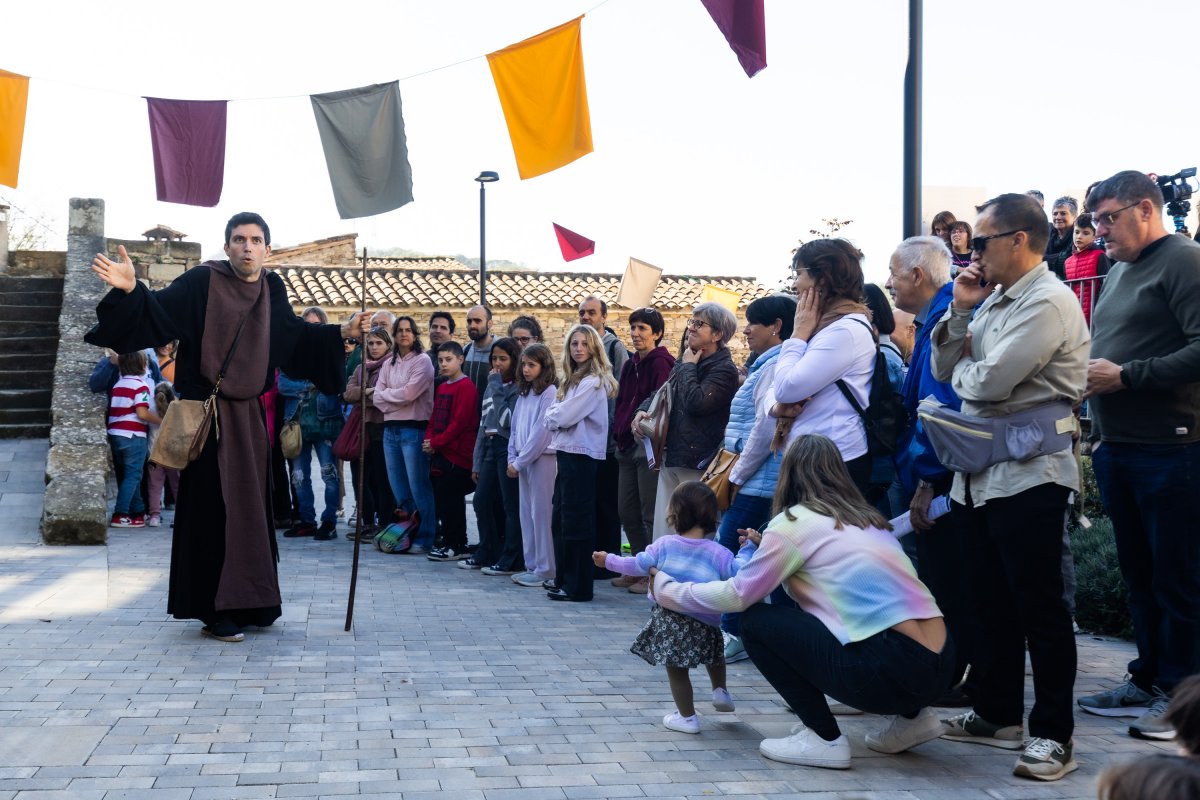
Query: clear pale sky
[{"left": 4, "top": 0, "right": 1197, "bottom": 289}]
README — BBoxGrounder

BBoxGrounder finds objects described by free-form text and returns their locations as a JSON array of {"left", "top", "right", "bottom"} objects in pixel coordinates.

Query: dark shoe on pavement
[
  {"left": 313, "top": 520, "right": 337, "bottom": 540},
  {"left": 940, "top": 710, "right": 1024, "bottom": 750},
  {"left": 284, "top": 522, "right": 316, "bottom": 538},
  {"left": 201, "top": 620, "right": 245, "bottom": 642},
  {"left": 1078, "top": 677, "right": 1155, "bottom": 717}
]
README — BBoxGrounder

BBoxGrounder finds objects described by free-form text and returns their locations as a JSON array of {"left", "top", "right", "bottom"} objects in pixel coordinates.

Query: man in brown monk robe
[{"left": 88, "top": 212, "right": 371, "bottom": 642}]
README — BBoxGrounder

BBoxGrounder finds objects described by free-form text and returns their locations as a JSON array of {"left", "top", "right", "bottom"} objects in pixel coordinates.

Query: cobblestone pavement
[{"left": 0, "top": 439, "right": 1175, "bottom": 799}]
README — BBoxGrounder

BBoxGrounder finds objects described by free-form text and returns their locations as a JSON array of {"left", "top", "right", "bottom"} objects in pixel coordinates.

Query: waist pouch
[{"left": 917, "top": 399, "right": 1077, "bottom": 475}]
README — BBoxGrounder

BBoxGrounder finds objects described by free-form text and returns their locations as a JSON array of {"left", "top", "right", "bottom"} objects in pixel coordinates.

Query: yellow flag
[
  {"left": 487, "top": 17, "right": 593, "bottom": 180},
  {"left": 0, "top": 70, "right": 30, "bottom": 189},
  {"left": 701, "top": 284, "right": 741, "bottom": 314}
]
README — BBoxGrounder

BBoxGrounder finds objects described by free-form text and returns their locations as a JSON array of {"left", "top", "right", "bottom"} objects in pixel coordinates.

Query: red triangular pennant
[{"left": 552, "top": 222, "right": 595, "bottom": 261}]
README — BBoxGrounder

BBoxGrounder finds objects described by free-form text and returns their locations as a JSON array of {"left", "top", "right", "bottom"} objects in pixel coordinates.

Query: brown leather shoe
[
  {"left": 627, "top": 577, "right": 651, "bottom": 594},
  {"left": 611, "top": 574, "right": 639, "bottom": 588}
]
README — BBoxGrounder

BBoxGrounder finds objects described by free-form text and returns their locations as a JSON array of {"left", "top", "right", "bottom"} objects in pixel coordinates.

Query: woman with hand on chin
[
  {"left": 771, "top": 239, "right": 877, "bottom": 494},
  {"left": 650, "top": 434, "right": 953, "bottom": 770}
]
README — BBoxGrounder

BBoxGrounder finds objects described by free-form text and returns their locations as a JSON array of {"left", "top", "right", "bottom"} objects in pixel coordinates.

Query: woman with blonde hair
[
  {"left": 652, "top": 434, "right": 953, "bottom": 770},
  {"left": 543, "top": 324, "right": 617, "bottom": 602}
]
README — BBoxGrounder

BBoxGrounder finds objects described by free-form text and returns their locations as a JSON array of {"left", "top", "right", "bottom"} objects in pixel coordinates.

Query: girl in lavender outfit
[
  {"left": 506, "top": 343, "right": 559, "bottom": 588},
  {"left": 593, "top": 481, "right": 753, "bottom": 734}
]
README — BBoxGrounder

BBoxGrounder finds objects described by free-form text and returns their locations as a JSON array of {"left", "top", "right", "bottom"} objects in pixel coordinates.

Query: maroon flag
[
  {"left": 146, "top": 98, "right": 227, "bottom": 206},
  {"left": 699, "top": 0, "right": 767, "bottom": 78},
  {"left": 552, "top": 222, "right": 595, "bottom": 261}
]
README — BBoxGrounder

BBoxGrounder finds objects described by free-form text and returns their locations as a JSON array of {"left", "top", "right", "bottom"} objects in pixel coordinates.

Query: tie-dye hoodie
[{"left": 653, "top": 504, "right": 942, "bottom": 644}]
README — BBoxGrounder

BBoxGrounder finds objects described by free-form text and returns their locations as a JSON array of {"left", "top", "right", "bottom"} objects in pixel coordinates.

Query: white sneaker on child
[
  {"left": 712, "top": 688, "right": 735, "bottom": 712},
  {"left": 662, "top": 711, "right": 700, "bottom": 734}
]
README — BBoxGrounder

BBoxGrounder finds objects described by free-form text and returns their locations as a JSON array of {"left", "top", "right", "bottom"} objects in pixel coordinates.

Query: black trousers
[
  {"left": 914, "top": 478, "right": 975, "bottom": 693},
  {"left": 431, "top": 460, "right": 474, "bottom": 551},
  {"left": 741, "top": 603, "right": 955, "bottom": 741},
  {"left": 552, "top": 451, "right": 598, "bottom": 600},
  {"left": 952, "top": 481, "right": 1076, "bottom": 743}
]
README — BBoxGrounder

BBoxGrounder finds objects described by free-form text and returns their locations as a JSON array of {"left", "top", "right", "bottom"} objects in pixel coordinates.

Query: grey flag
[{"left": 311, "top": 81, "right": 414, "bottom": 219}]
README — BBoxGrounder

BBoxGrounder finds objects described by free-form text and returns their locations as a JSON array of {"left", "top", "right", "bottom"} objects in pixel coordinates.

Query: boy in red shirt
[
  {"left": 1064, "top": 212, "right": 1111, "bottom": 326},
  {"left": 107, "top": 350, "right": 162, "bottom": 527},
  {"left": 423, "top": 342, "right": 479, "bottom": 561}
]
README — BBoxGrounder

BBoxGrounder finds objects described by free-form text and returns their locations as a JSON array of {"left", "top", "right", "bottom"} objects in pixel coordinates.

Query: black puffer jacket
[{"left": 641, "top": 347, "right": 739, "bottom": 470}]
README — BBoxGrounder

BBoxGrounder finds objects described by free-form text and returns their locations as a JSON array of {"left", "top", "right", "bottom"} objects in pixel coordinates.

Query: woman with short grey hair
[
  {"left": 1045, "top": 196, "right": 1078, "bottom": 280},
  {"left": 633, "top": 301, "right": 740, "bottom": 541}
]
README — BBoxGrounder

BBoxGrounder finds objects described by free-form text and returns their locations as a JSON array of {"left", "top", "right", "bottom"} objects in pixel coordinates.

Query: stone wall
[
  {"left": 112, "top": 237, "right": 202, "bottom": 288},
  {"left": 267, "top": 235, "right": 357, "bottom": 267},
  {"left": 43, "top": 199, "right": 111, "bottom": 545},
  {"left": 312, "top": 305, "right": 750, "bottom": 363},
  {"left": 7, "top": 250, "right": 67, "bottom": 277}
]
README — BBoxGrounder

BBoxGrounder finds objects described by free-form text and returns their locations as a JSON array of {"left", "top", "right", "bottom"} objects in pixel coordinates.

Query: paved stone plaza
[{"left": 0, "top": 439, "right": 1176, "bottom": 799}]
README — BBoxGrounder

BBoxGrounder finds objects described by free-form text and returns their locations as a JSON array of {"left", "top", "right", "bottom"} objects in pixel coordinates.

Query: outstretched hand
[
  {"left": 591, "top": 551, "right": 608, "bottom": 568},
  {"left": 91, "top": 245, "right": 137, "bottom": 293}
]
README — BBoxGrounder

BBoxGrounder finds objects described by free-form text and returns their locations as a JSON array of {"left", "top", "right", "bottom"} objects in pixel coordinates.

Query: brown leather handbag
[{"left": 700, "top": 447, "right": 740, "bottom": 511}]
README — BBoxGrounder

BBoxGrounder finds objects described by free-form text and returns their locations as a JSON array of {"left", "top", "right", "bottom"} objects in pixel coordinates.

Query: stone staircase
[{"left": 0, "top": 275, "right": 63, "bottom": 438}]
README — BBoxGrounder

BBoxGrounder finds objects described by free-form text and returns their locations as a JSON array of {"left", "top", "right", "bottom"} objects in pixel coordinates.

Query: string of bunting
[{"left": 0, "top": 1, "right": 765, "bottom": 257}]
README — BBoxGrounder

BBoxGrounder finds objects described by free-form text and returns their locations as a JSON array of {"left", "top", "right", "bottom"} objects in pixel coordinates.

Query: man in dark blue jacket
[{"left": 885, "top": 235, "right": 973, "bottom": 711}]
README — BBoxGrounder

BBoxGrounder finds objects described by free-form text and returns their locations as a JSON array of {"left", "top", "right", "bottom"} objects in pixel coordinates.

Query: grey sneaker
[
  {"left": 723, "top": 631, "right": 749, "bottom": 663},
  {"left": 1078, "top": 677, "right": 1154, "bottom": 717},
  {"left": 1013, "top": 737, "right": 1077, "bottom": 781},
  {"left": 1129, "top": 690, "right": 1175, "bottom": 740},
  {"left": 940, "top": 710, "right": 1024, "bottom": 750}
]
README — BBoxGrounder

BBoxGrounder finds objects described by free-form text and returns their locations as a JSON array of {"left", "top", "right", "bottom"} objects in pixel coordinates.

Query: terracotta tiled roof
[{"left": 275, "top": 262, "right": 774, "bottom": 310}]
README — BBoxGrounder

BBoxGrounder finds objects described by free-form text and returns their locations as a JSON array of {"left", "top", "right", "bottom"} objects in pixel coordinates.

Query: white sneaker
[
  {"left": 865, "top": 707, "right": 945, "bottom": 754},
  {"left": 723, "top": 631, "right": 749, "bottom": 663},
  {"left": 759, "top": 724, "right": 851, "bottom": 769},
  {"left": 663, "top": 711, "right": 700, "bottom": 734},
  {"left": 712, "top": 687, "right": 735, "bottom": 712}
]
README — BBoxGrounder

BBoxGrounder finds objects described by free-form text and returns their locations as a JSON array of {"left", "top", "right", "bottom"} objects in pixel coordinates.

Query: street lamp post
[{"left": 475, "top": 171, "right": 499, "bottom": 306}]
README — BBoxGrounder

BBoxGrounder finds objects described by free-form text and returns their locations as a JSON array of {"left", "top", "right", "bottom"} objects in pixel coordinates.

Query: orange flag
[
  {"left": 0, "top": 70, "right": 30, "bottom": 189},
  {"left": 487, "top": 17, "right": 593, "bottom": 180}
]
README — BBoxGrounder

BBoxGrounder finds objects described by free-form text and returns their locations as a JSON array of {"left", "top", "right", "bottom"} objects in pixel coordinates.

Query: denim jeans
[
  {"left": 1093, "top": 440, "right": 1200, "bottom": 694},
  {"left": 716, "top": 491, "right": 773, "bottom": 636},
  {"left": 109, "top": 434, "right": 147, "bottom": 515},
  {"left": 291, "top": 439, "right": 338, "bottom": 524},
  {"left": 741, "top": 603, "right": 955, "bottom": 741},
  {"left": 382, "top": 423, "right": 436, "bottom": 548}
]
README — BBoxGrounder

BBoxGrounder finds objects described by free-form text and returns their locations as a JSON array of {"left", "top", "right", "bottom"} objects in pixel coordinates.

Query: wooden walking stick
[{"left": 345, "top": 247, "right": 369, "bottom": 631}]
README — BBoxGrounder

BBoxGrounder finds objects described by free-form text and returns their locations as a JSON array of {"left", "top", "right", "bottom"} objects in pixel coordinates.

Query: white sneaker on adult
[
  {"left": 865, "top": 707, "right": 946, "bottom": 754},
  {"left": 662, "top": 711, "right": 700, "bottom": 734},
  {"left": 759, "top": 724, "right": 851, "bottom": 769}
]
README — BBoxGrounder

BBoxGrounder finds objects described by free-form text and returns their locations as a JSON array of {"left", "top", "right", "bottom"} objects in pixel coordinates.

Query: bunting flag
[
  {"left": 699, "top": 0, "right": 767, "bottom": 78},
  {"left": 616, "top": 257, "right": 663, "bottom": 309},
  {"left": 487, "top": 17, "right": 593, "bottom": 180},
  {"left": 701, "top": 284, "right": 741, "bottom": 313},
  {"left": 146, "top": 98, "right": 227, "bottom": 206},
  {"left": 552, "top": 222, "right": 595, "bottom": 261},
  {"left": 310, "top": 81, "right": 414, "bottom": 219},
  {"left": 0, "top": 70, "right": 30, "bottom": 189}
]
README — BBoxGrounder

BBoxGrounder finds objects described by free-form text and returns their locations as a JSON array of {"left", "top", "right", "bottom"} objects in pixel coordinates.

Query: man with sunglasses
[
  {"left": 1078, "top": 171, "right": 1200, "bottom": 742},
  {"left": 930, "top": 193, "right": 1089, "bottom": 781}
]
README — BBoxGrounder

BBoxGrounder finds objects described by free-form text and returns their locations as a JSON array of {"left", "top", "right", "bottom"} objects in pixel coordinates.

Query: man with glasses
[
  {"left": 1078, "top": 170, "right": 1200, "bottom": 742},
  {"left": 930, "top": 193, "right": 1089, "bottom": 781}
]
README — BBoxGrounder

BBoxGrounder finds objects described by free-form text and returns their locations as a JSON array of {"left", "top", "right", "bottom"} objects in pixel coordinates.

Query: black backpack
[{"left": 835, "top": 319, "right": 909, "bottom": 457}]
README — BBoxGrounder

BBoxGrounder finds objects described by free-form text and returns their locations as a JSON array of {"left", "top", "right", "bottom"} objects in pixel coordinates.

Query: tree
[
  {"left": 782, "top": 218, "right": 854, "bottom": 290},
  {"left": 1, "top": 197, "right": 59, "bottom": 252}
]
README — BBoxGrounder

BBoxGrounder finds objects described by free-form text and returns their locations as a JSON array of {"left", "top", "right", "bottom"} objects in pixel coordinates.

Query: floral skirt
[{"left": 631, "top": 605, "right": 724, "bottom": 668}]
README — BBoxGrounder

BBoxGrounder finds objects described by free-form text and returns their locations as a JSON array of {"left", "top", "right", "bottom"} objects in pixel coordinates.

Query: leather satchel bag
[
  {"left": 279, "top": 418, "right": 302, "bottom": 459},
  {"left": 699, "top": 447, "right": 740, "bottom": 511},
  {"left": 149, "top": 315, "right": 247, "bottom": 470},
  {"left": 635, "top": 378, "right": 672, "bottom": 470}
]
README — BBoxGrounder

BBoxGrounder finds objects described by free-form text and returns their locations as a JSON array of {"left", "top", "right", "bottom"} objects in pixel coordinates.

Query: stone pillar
[
  {"left": 42, "top": 198, "right": 111, "bottom": 544},
  {"left": 0, "top": 204, "right": 9, "bottom": 269}
]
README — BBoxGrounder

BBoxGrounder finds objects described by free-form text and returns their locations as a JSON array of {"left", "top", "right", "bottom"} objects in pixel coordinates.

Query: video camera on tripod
[{"left": 1153, "top": 168, "right": 1196, "bottom": 232}]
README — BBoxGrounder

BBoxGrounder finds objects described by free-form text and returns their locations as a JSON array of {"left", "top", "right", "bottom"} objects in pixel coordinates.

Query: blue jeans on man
[
  {"left": 291, "top": 439, "right": 338, "bottom": 524},
  {"left": 109, "top": 434, "right": 148, "bottom": 515},
  {"left": 382, "top": 423, "right": 436, "bottom": 549},
  {"left": 1093, "top": 440, "right": 1200, "bottom": 694}
]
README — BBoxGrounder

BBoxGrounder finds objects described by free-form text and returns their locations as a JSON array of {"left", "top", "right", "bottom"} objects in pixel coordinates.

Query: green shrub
[{"left": 1071, "top": 516, "right": 1133, "bottom": 639}]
